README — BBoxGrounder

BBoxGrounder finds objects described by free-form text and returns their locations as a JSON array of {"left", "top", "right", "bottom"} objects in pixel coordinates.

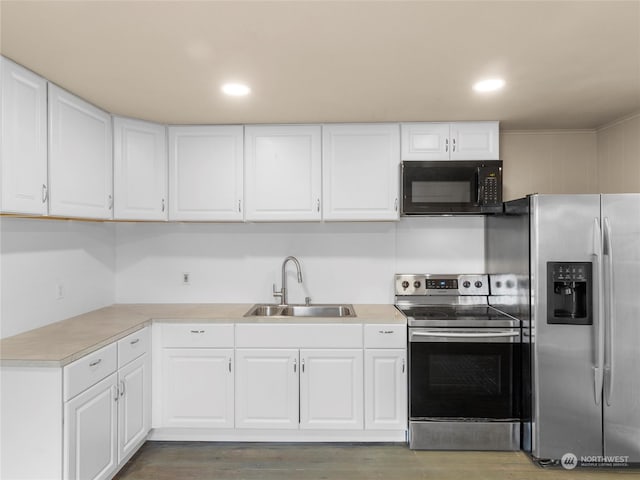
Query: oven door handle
[{"left": 411, "top": 331, "right": 520, "bottom": 338}]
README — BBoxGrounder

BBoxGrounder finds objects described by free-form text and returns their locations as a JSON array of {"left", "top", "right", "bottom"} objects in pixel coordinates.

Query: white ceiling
[{"left": 1, "top": 1, "right": 639, "bottom": 129}]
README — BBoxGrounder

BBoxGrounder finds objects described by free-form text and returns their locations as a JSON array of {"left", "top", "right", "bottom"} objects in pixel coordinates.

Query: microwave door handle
[{"left": 476, "top": 167, "right": 483, "bottom": 205}]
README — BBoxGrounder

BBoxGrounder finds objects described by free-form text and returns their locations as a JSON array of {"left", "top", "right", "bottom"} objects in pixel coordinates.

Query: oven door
[
  {"left": 409, "top": 328, "right": 521, "bottom": 420},
  {"left": 401, "top": 161, "right": 502, "bottom": 214}
]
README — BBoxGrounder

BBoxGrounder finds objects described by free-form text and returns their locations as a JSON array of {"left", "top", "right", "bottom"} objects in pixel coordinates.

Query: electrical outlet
[
  {"left": 56, "top": 283, "right": 64, "bottom": 300},
  {"left": 182, "top": 272, "right": 190, "bottom": 285}
]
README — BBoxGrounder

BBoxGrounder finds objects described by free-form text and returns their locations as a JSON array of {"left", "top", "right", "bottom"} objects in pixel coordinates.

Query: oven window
[
  {"left": 412, "top": 181, "right": 470, "bottom": 203},
  {"left": 410, "top": 342, "right": 521, "bottom": 419}
]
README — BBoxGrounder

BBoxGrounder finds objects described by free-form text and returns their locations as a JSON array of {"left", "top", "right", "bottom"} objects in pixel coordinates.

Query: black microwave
[{"left": 401, "top": 160, "right": 503, "bottom": 215}]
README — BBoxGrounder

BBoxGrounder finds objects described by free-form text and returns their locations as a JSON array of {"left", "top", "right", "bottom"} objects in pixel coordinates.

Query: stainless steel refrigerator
[{"left": 486, "top": 194, "right": 640, "bottom": 464}]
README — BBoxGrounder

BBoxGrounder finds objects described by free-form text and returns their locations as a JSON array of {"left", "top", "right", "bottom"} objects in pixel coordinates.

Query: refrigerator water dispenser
[{"left": 547, "top": 262, "right": 592, "bottom": 325}]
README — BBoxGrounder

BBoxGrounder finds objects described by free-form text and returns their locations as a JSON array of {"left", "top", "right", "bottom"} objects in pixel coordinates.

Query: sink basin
[{"left": 244, "top": 304, "right": 356, "bottom": 318}]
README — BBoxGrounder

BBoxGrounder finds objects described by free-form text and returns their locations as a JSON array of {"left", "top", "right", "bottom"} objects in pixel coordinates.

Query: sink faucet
[{"left": 273, "top": 256, "right": 303, "bottom": 306}]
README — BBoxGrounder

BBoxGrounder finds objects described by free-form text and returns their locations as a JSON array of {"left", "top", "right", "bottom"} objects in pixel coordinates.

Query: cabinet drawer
[
  {"left": 236, "top": 323, "right": 362, "bottom": 348},
  {"left": 63, "top": 343, "right": 117, "bottom": 401},
  {"left": 160, "top": 323, "right": 234, "bottom": 348},
  {"left": 118, "top": 327, "right": 150, "bottom": 368},
  {"left": 364, "top": 324, "right": 406, "bottom": 348}
]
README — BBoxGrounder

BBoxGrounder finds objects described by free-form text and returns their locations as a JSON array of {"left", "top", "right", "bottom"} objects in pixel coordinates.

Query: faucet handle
[
  {"left": 273, "top": 283, "right": 284, "bottom": 300},
  {"left": 305, "top": 296, "right": 312, "bottom": 306}
]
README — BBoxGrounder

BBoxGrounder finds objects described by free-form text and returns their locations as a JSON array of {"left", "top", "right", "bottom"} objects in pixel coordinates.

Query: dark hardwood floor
[{"left": 114, "top": 442, "right": 639, "bottom": 480}]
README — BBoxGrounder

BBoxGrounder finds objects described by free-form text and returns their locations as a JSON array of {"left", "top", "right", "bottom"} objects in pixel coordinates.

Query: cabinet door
[
  {"left": 450, "top": 121, "right": 499, "bottom": 160},
  {"left": 364, "top": 349, "right": 407, "bottom": 430},
  {"left": 168, "top": 125, "right": 243, "bottom": 221},
  {"left": 0, "top": 57, "right": 48, "bottom": 215},
  {"left": 161, "top": 348, "right": 234, "bottom": 428},
  {"left": 245, "top": 125, "right": 321, "bottom": 221},
  {"left": 235, "top": 349, "right": 299, "bottom": 429},
  {"left": 117, "top": 354, "right": 151, "bottom": 463},
  {"left": 64, "top": 373, "right": 118, "bottom": 480},
  {"left": 322, "top": 124, "right": 400, "bottom": 221},
  {"left": 401, "top": 123, "right": 451, "bottom": 160},
  {"left": 113, "top": 117, "right": 167, "bottom": 220},
  {"left": 48, "top": 84, "right": 113, "bottom": 219},
  {"left": 300, "top": 349, "right": 363, "bottom": 430}
]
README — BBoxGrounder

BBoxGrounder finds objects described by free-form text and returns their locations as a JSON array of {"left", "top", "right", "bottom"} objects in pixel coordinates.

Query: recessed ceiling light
[
  {"left": 473, "top": 78, "right": 505, "bottom": 92},
  {"left": 222, "top": 83, "right": 251, "bottom": 96}
]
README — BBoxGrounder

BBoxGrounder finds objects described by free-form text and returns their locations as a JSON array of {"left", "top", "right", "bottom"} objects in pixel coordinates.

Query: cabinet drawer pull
[
  {"left": 190, "top": 329, "right": 205, "bottom": 334},
  {"left": 130, "top": 338, "right": 140, "bottom": 345},
  {"left": 89, "top": 359, "right": 102, "bottom": 367},
  {"left": 379, "top": 330, "right": 394, "bottom": 334}
]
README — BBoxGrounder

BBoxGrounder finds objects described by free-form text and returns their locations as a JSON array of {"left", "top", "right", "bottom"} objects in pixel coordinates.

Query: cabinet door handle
[
  {"left": 302, "top": 358, "right": 305, "bottom": 373},
  {"left": 161, "top": 198, "right": 166, "bottom": 212},
  {"left": 316, "top": 198, "right": 320, "bottom": 212},
  {"left": 89, "top": 359, "right": 102, "bottom": 367},
  {"left": 42, "top": 184, "right": 48, "bottom": 203},
  {"left": 452, "top": 138, "right": 456, "bottom": 152},
  {"left": 402, "top": 358, "right": 405, "bottom": 374},
  {"left": 445, "top": 138, "right": 449, "bottom": 152},
  {"left": 119, "top": 380, "right": 125, "bottom": 398},
  {"left": 238, "top": 200, "right": 242, "bottom": 213},
  {"left": 394, "top": 198, "right": 398, "bottom": 212},
  {"left": 228, "top": 357, "right": 232, "bottom": 373},
  {"left": 130, "top": 338, "right": 140, "bottom": 345},
  {"left": 113, "top": 385, "right": 119, "bottom": 402},
  {"left": 108, "top": 194, "right": 113, "bottom": 210},
  {"left": 293, "top": 358, "right": 297, "bottom": 373}
]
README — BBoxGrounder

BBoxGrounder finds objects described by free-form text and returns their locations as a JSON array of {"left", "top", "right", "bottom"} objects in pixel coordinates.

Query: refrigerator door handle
[
  {"left": 603, "top": 217, "right": 614, "bottom": 406},
  {"left": 593, "top": 217, "right": 605, "bottom": 405}
]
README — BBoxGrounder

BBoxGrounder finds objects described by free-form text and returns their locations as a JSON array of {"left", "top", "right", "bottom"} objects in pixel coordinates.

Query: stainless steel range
[{"left": 395, "top": 273, "right": 522, "bottom": 451}]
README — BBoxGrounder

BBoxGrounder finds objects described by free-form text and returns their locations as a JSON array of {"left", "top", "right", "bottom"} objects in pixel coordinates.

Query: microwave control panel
[{"left": 479, "top": 165, "right": 502, "bottom": 205}]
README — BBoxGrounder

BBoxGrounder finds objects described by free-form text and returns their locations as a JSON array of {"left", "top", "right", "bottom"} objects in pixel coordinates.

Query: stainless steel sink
[{"left": 244, "top": 303, "right": 356, "bottom": 318}]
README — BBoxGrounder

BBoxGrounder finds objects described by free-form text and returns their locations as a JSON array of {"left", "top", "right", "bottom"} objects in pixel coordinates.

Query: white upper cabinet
[
  {"left": 322, "top": 124, "right": 400, "bottom": 221},
  {"left": 113, "top": 117, "right": 167, "bottom": 221},
  {"left": 48, "top": 84, "right": 113, "bottom": 219},
  {"left": 0, "top": 57, "right": 48, "bottom": 215},
  {"left": 168, "top": 125, "right": 243, "bottom": 221},
  {"left": 244, "top": 125, "right": 322, "bottom": 221},
  {"left": 401, "top": 121, "right": 499, "bottom": 161}
]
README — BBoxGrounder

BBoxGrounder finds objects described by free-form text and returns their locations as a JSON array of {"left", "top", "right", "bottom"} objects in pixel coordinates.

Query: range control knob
[
  {"left": 506, "top": 280, "right": 515, "bottom": 288},
  {"left": 401, "top": 281, "right": 410, "bottom": 289},
  {"left": 413, "top": 280, "right": 421, "bottom": 289},
  {"left": 475, "top": 281, "right": 483, "bottom": 288},
  {"left": 462, "top": 281, "right": 471, "bottom": 288}
]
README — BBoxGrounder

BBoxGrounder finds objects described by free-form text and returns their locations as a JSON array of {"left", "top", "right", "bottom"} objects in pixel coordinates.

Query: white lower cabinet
[
  {"left": 235, "top": 348, "right": 299, "bottom": 429},
  {"left": 364, "top": 349, "right": 407, "bottom": 430},
  {"left": 117, "top": 354, "right": 151, "bottom": 463},
  {"left": 300, "top": 349, "right": 364, "bottom": 430},
  {"left": 64, "top": 373, "right": 119, "bottom": 480},
  {"left": 161, "top": 348, "right": 234, "bottom": 428},
  {"left": 64, "top": 329, "right": 151, "bottom": 480}
]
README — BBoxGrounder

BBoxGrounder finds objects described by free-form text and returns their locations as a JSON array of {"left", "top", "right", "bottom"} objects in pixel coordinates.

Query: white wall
[
  {"left": 500, "top": 130, "right": 598, "bottom": 201},
  {"left": 597, "top": 112, "right": 640, "bottom": 193},
  {"left": 0, "top": 218, "right": 115, "bottom": 339},
  {"left": 115, "top": 216, "right": 485, "bottom": 305}
]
